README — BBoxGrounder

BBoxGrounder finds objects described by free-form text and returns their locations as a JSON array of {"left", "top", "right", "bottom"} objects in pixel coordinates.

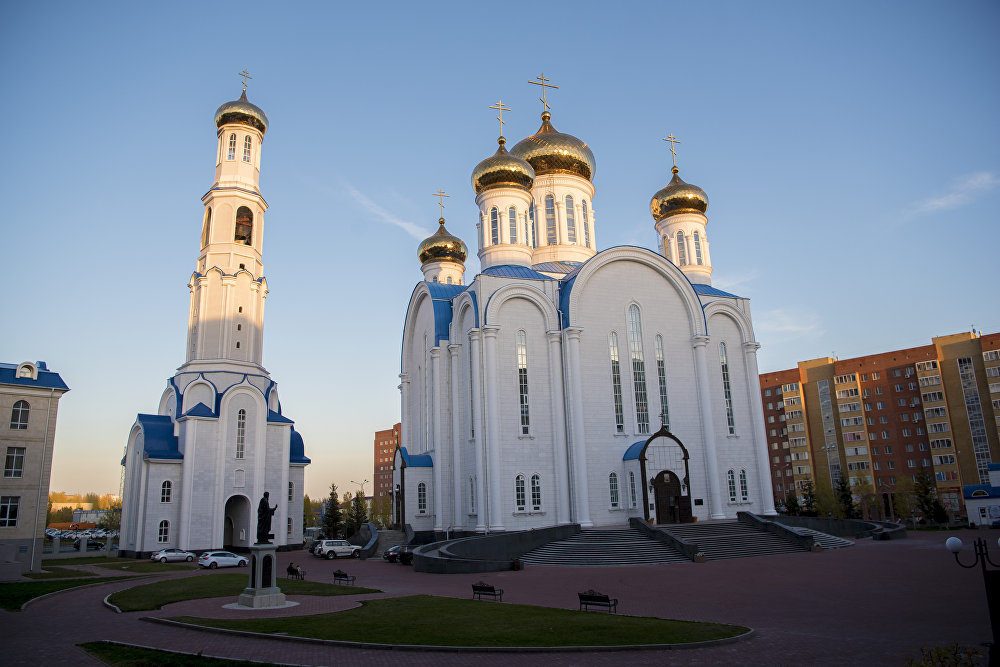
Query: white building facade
[
  {"left": 120, "top": 89, "right": 308, "bottom": 557},
  {"left": 395, "top": 109, "right": 775, "bottom": 535}
]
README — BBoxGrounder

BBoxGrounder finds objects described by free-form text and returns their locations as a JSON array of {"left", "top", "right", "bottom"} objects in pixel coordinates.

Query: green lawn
[
  {"left": 42, "top": 556, "right": 120, "bottom": 566},
  {"left": 0, "top": 576, "right": 132, "bottom": 610},
  {"left": 96, "top": 561, "right": 195, "bottom": 573},
  {"left": 23, "top": 566, "right": 97, "bottom": 580},
  {"left": 80, "top": 641, "right": 274, "bottom": 666},
  {"left": 172, "top": 595, "right": 748, "bottom": 647},
  {"left": 109, "top": 573, "right": 379, "bottom": 612}
]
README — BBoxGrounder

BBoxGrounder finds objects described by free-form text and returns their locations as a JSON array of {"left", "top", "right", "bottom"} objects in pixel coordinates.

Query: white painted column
[
  {"left": 399, "top": 373, "right": 410, "bottom": 449},
  {"left": 547, "top": 330, "right": 571, "bottom": 524},
  {"left": 564, "top": 327, "right": 592, "bottom": 527},
  {"left": 178, "top": 423, "right": 195, "bottom": 549},
  {"left": 482, "top": 325, "right": 505, "bottom": 531},
  {"left": 693, "top": 335, "right": 726, "bottom": 518},
  {"left": 430, "top": 347, "right": 444, "bottom": 532},
  {"left": 449, "top": 343, "right": 464, "bottom": 529},
  {"left": 468, "top": 330, "right": 486, "bottom": 531},
  {"left": 743, "top": 341, "right": 777, "bottom": 515}
]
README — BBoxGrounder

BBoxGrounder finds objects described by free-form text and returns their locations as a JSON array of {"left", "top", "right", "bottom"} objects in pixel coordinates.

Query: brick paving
[{"left": 4, "top": 530, "right": 992, "bottom": 666}]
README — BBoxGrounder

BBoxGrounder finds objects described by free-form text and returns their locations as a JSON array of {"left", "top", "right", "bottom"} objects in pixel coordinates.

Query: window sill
[
  {"left": 517, "top": 434, "right": 535, "bottom": 441},
  {"left": 727, "top": 501, "right": 753, "bottom": 506},
  {"left": 513, "top": 510, "right": 545, "bottom": 516},
  {"left": 608, "top": 506, "right": 624, "bottom": 512},
  {"left": 726, "top": 434, "right": 740, "bottom": 439},
  {"left": 612, "top": 432, "right": 629, "bottom": 438}
]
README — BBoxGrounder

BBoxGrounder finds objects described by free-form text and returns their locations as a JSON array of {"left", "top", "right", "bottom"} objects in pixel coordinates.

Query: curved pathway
[{"left": 4, "top": 530, "right": 991, "bottom": 666}]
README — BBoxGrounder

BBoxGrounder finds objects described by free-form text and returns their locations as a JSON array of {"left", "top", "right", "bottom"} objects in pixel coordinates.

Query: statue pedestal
[{"left": 236, "top": 543, "right": 286, "bottom": 608}]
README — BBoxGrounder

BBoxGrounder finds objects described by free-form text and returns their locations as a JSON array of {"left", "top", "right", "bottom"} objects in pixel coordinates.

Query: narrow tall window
[
  {"left": 739, "top": 469, "right": 749, "bottom": 502},
  {"left": 4, "top": 447, "right": 25, "bottom": 478},
  {"left": 158, "top": 520, "right": 169, "bottom": 543},
  {"left": 720, "top": 343, "right": 736, "bottom": 434},
  {"left": 529, "top": 202, "right": 536, "bottom": 247},
  {"left": 676, "top": 231, "right": 687, "bottom": 265},
  {"left": 0, "top": 496, "right": 19, "bottom": 527},
  {"left": 478, "top": 212, "right": 484, "bottom": 249},
  {"left": 508, "top": 206, "right": 517, "bottom": 244},
  {"left": 628, "top": 305, "right": 650, "bottom": 434},
  {"left": 469, "top": 477, "right": 476, "bottom": 513},
  {"left": 545, "top": 194, "right": 557, "bottom": 244},
  {"left": 727, "top": 470, "right": 737, "bottom": 502},
  {"left": 417, "top": 482, "right": 427, "bottom": 513},
  {"left": 609, "top": 472, "right": 620, "bottom": 508},
  {"left": 663, "top": 236, "right": 671, "bottom": 262},
  {"left": 530, "top": 474, "right": 541, "bottom": 511},
  {"left": 288, "top": 481, "right": 294, "bottom": 502},
  {"left": 515, "top": 474, "right": 526, "bottom": 511},
  {"left": 609, "top": 333, "right": 625, "bottom": 433},
  {"left": 693, "top": 231, "right": 703, "bottom": 264},
  {"left": 490, "top": 207, "right": 499, "bottom": 245},
  {"left": 655, "top": 335, "right": 670, "bottom": 429},
  {"left": 227, "top": 133, "right": 236, "bottom": 160},
  {"left": 516, "top": 330, "right": 530, "bottom": 435},
  {"left": 235, "top": 206, "right": 253, "bottom": 245},
  {"left": 629, "top": 471, "right": 637, "bottom": 508},
  {"left": 160, "top": 481, "right": 172, "bottom": 503},
  {"left": 9, "top": 401, "right": 28, "bottom": 430},
  {"left": 287, "top": 517, "right": 293, "bottom": 535},
  {"left": 201, "top": 207, "right": 212, "bottom": 247},
  {"left": 565, "top": 195, "right": 576, "bottom": 243},
  {"left": 236, "top": 409, "right": 246, "bottom": 459},
  {"left": 582, "top": 199, "right": 591, "bottom": 248},
  {"left": 242, "top": 135, "right": 252, "bottom": 162}
]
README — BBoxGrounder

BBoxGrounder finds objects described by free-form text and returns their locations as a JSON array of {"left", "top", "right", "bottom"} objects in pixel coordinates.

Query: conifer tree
[{"left": 323, "top": 483, "right": 342, "bottom": 538}]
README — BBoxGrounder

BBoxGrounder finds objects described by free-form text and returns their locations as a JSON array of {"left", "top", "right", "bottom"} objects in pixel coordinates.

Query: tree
[
  {"left": 784, "top": 492, "right": 801, "bottom": 516},
  {"left": 302, "top": 494, "right": 313, "bottom": 530},
  {"left": 814, "top": 478, "right": 837, "bottom": 518},
  {"left": 834, "top": 477, "right": 858, "bottom": 519},
  {"left": 323, "top": 483, "right": 342, "bottom": 539},
  {"left": 914, "top": 467, "right": 949, "bottom": 524},
  {"left": 347, "top": 493, "right": 368, "bottom": 538},
  {"left": 83, "top": 492, "right": 101, "bottom": 509},
  {"left": 97, "top": 499, "right": 121, "bottom": 534},
  {"left": 799, "top": 480, "right": 817, "bottom": 516}
]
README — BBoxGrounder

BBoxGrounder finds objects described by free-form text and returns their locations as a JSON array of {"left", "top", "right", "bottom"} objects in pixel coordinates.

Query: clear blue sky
[{"left": 2, "top": 1, "right": 997, "bottom": 500}]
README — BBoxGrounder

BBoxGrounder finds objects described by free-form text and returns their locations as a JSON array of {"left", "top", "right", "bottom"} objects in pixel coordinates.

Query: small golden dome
[
  {"left": 215, "top": 90, "right": 269, "bottom": 134},
  {"left": 471, "top": 137, "right": 535, "bottom": 194},
  {"left": 418, "top": 218, "right": 468, "bottom": 265},
  {"left": 650, "top": 167, "right": 708, "bottom": 221},
  {"left": 510, "top": 112, "right": 595, "bottom": 181}
]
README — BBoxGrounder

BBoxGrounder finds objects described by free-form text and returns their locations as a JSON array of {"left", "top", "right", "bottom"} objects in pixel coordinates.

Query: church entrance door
[
  {"left": 224, "top": 495, "right": 251, "bottom": 549},
  {"left": 653, "top": 470, "right": 691, "bottom": 524}
]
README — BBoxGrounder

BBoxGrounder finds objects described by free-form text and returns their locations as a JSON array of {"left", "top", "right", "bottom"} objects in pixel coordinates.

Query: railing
[
  {"left": 738, "top": 512, "right": 815, "bottom": 550},
  {"left": 629, "top": 518, "right": 700, "bottom": 560}
]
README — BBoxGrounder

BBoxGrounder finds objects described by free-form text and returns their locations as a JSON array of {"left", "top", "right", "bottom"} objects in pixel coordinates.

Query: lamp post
[{"left": 946, "top": 537, "right": 1000, "bottom": 666}]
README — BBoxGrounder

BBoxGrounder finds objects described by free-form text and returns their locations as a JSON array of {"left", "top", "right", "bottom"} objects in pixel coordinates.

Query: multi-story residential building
[
  {"left": 373, "top": 423, "right": 400, "bottom": 524},
  {"left": 760, "top": 331, "right": 1000, "bottom": 519}
]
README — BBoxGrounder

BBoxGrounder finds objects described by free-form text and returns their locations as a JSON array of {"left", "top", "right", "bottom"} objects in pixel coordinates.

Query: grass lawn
[
  {"left": 24, "top": 566, "right": 97, "bottom": 580},
  {"left": 109, "top": 573, "right": 380, "bottom": 612},
  {"left": 172, "top": 594, "right": 749, "bottom": 647},
  {"left": 96, "top": 561, "right": 196, "bottom": 573},
  {"left": 42, "top": 556, "right": 120, "bottom": 566},
  {"left": 80, "top": 641, "right": 274, "bottom": 666},
  {"left": 0, "top": 576, "right": 132, "bottom": 610}
]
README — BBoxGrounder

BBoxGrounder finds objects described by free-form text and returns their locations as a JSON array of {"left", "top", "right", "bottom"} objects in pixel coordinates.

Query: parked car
[
  {"left": 382, "top": 545, "right": 404, "bottom": 562},
  {"left": 313, "top": 539, "right": 360, "bottom": 560},
  {"left": 198, "top": 551, "right": 247, "bottom": 569},
  {"left": 73, "top": 538, "right": 105, "bottom": 551},
  {"left": 150, "top": 548, "right": 196, "bottom": 563},
  {"left": 398, "top": 545, "right": 415, "bottom": 565}
]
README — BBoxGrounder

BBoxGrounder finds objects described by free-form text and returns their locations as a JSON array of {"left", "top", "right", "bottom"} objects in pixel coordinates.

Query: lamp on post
[{"left": 946, "top": 537, "right": 1000, "bottom": 665}]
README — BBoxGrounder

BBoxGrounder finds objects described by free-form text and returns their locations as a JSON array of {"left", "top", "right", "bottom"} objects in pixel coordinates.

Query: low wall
[
  {"left": 739, "top": 512, "right": 815, "bottom": 550},
  {"left": 413, "top": 524, "right": 581, "bottom": 574},
  {"left": 629, "top": 518, "right": 698, "bottom": 559},
  {"left": 772, "top": 515, "right": 892, "bottom": 539}
]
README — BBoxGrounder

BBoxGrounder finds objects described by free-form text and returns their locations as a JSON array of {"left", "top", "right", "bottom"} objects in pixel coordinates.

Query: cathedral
[
  {"left": 395, "top": 89, "right": 775, "bottom": 535},
  {"left": 119, "top": 87, "right": 308, "bottom": 557}
]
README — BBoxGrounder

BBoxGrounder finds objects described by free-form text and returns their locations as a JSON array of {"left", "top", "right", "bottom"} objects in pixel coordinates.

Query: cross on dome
[
  {"left": 529, "top": 73, "right": 558, "bottom": 112},
  {"left": 432, "top": 189, "right": 450, "bottom": 217},
  {"left": 489, "top": 99, "right": 511, "bottom": 140},
  {"left": 663, "top": 133, "right": 681, "bottom": 169}
]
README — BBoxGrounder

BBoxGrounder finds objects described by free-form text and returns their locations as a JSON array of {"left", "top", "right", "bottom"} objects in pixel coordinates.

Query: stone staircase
[
  {"left": 660, "top": 520, "right": 807, "bottom": 561},
  {"left": 780, "top": 525, "right": 855, "bottom": 550},
  {"left": 519, "top": 528, "right": 688, "bottom": 566},
  {"left": 375, "top": 529, "right": 408, "bottom": 556}
]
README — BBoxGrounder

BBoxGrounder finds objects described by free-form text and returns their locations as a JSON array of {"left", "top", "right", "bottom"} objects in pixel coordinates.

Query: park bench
[
  {"left": 286, "top": 567, "right": 306, "bottom": 580},
  {"left": 578, "top": 589, "right": 617, "bottom": 613},
  {"left": 471, "top": 581, "right": 503, "bottom": 601},
  {"left": 333, "top": 569, "right": 356, "bottom": 586}
]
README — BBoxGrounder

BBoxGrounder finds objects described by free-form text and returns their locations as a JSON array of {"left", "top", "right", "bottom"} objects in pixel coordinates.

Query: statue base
[{"left": 236, "top": 543, "right": 287, "bottom": 609}]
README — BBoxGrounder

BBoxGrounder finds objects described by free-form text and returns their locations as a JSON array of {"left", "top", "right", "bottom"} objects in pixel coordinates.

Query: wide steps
[
  {"left": 376, "top": 530, "right": 408, "bottom": 555},
  {"left": 782, "top": 526, "right": 855, "bottom": 550},
  {"left": 660, "top": 520, "right": 806, "bottom": 561},
  {"left": 520, "top": 528, "right": 688, "bottom": 566}
]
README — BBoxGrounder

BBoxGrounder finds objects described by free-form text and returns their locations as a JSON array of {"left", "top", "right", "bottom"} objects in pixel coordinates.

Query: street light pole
[{"left": 947, "top": 537, "right": 1000, "bottom": 666}]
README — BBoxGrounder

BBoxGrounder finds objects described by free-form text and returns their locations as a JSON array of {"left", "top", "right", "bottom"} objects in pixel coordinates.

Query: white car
[
  {"left": 313, "top": 539, "right": 360, "bottom": 559},
  {"left": 198, "top": 551, "right": 248, "bottom": 569},
  {"left": 150, "top": 548, "right": 196, "bottom": 563}
]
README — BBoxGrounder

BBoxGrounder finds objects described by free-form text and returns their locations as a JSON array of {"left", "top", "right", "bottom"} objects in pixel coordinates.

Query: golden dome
[
  {"left": 471, "top": 137, "right": 535, "bottom": 194},
  {"left": 418, "top": 218, "right": 468, "bottom": 265},
  {"left": 510, "top": 112, "right": 595, "bottom": 181},
  {"left": 650, "top": 167, "right": 708, "bottom": 221},
  {"left": 214, "top": 90, "right": 269, "bottom": 134}
]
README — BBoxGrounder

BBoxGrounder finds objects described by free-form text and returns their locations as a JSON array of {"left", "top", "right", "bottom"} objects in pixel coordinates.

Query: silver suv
[{"left": 314, "top": 539, "right": 360, "bottom": 559}]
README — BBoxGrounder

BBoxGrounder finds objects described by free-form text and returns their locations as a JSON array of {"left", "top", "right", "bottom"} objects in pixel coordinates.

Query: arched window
[
  {"left": 236, "top": 409, "right": 246, "bottom": 459},
  {"left": 508, "top": 206, "right": 517, "bottom": 244},
  {"left": 609, "top": 472, "right": 620, "bottom": 508},
  {"left": 201, "top": 207, "right": 212, "bottom": 247},
  {"left": 446, "top": 276, "right": 453, "bottom": 284},
  {"left": 720, "top": 343, "right": 735, "bottom": 434},
  {"left": 628, "top": 305, "right": 650, "bottom": 434},
  {"left": 288, "top": 481, "right": 294, "bottom": 502},
  {"left": 242, "top": 135, "right": 252, "bottom": 162},
  {"left": 676, "top": 231, "right": 687, "bottom": 265},
  {"left": 663, "top": 236, "right": 671, "bottom": 262},
  {"left": 629, "top": 471, "right": 637, "bottom": 508},
  {"left": 9, "top": 401, "right": 29, "bottom": 430},
  {"left": 739, "top": 469, "right": 749, "bottom": 502},
  {"left": 287, "top": 517, "right": 293, "bottom": 535},
  {"left": 608, "top": 333, "right": 624, "bottom": 433},
  {"left": 235, "top": 206, "right": 253, "bottom": 245},
  {"left": 490, "top": 207, "right": 499, "bottom": 245},
  {"left": 727, "top": 470, "right": 737, "bottom": 502},
  {"left": 528, "top": 202, "right": 536, "bottom": 247},
  {"left": 160, "top": 481, "right": 172, "bottom": 503},
  {"left": 478, "top": 212, "right": 484, "bottom": 248},
  {"left": 470, "top": 477, "right": 476, "bottom": 513},
  {"left": 582, "top": 199, "right": 591, "bottom": 248},
  {"left": 565, "top": 195, "right": 576, "bottom": 243},
  {"left": 227, "top": 133, "right": 236, "bottom": 160},
  {"left": 515, "top": 474, "right": 526, "bottom": 511},
  {"left": 544, "top": 194, "right": 557, "bottom": 244},
  {"left": 694, "top": 231, "right": 703, "bottom": 265},
  {"left": 655, "top": 335, "right": 670, "bottom": 429},
  {"left": 530, "top": 474, "right": 541, "bottom": 511},
  {"left": 516, "top": 330, "right": 530, "bottom": 434},
  {"left": 417, "top": 482, "right": 427, "bottom": 513},
  {"left": 158, "top": 520, "right": 169, "bottom": 543}
]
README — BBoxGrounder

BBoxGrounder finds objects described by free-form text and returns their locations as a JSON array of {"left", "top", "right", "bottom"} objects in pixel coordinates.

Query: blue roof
[
  {"left": 0, "top": 362, "right": 69, "bottom": 391},
  {"left": 267, "top": 410, "right": 294, "bottom": 424},
  {"left": 425, "top": 282, "right": 466, "bottom": 345},
  {"left": 136, "top": 414, "right": 182, "bottom": 461},
  {"left": 964, "top": 484, "right": 1000, "bottom": 500},
  {"left": 290, "top": 428, "right": 310, "bottom": 464},
  {"left": 532, "top": 261, "right": 581, "bottom": 275},
  {"left": 693, "top": 283, "right": 741, "bottom": 299},
  {"left": 989, "top": 463, "right": 1000, "bottom": 472},
  {"left": 399, "top": 446, "right": 432, "bottom": 467},
  {"left": 483, "top": 264, "right": 552, "bottom": 280},
  {"left": 181, "top": 402, "right": 215, "bottom": 418},
  {"left": 623, "top": 441, "right": 646, "bottom": 461}
]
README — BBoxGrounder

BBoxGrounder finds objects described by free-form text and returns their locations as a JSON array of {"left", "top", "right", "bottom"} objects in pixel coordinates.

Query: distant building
[
  {"left": 760, "top": 331, "right": 1000, "bottom": 518},
  {"left": 373, "top": 423, "right": 400, "bottom": 522},
  {"left": 1, "top": 361, "right": 70, "bottom": 577}
]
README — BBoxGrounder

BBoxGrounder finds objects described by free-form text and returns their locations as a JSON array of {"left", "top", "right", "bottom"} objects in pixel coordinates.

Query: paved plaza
[{"left": 4, "top": 529, "right": 993, "bottom": 666}]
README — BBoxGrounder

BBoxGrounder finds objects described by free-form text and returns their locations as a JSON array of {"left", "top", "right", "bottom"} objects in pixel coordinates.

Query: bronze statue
[{"left": 256, "top": 491, "right": 277, "bottom": 543}]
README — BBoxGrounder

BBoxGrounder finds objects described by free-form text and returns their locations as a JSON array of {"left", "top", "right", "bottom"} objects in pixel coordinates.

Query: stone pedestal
[{"left": 236, "top": 543, "right": 286, "bottom": 608}]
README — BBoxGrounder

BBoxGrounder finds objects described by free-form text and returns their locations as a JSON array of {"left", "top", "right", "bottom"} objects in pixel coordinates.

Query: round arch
[{"left": 483, "top": 283, "right": 559, "bottom": 330}]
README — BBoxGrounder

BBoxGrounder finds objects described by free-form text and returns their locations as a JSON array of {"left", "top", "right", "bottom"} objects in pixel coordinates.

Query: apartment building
[{"left": 373, "top": 423, "right": 400, "bottom": 523}]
